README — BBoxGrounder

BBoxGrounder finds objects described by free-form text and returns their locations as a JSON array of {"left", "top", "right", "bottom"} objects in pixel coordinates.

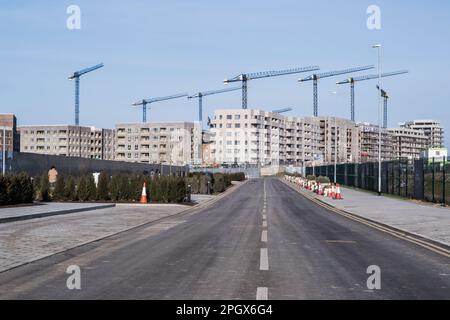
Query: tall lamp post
[
  {"left": 334, "top": 117, "right": 337, "bottom": 183},
  {"left": 372, "top": 44, "right": 382, "bottom": 196}
]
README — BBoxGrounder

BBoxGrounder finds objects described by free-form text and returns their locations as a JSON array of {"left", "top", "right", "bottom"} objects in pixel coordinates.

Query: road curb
[
  {"left": 0, "top": 204, "right": 116, "bottom": 224},
  {"left": 280, "top": 178, "right": 450, "bottom": 257}
]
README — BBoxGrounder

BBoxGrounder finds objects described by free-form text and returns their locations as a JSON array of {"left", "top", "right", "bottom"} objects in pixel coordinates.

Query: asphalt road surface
[{"left": 0, "top": 178, "right": 449, "bottom": 299}]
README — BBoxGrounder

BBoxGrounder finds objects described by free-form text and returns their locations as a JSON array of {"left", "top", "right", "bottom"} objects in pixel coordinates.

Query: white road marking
[
  {"left": 256, "top": 287, "right": 268, "bottom": 300},
  {"left": 262, "top": 221, "right": 267, "bottom": 228},
  {"left": 260, "top": 248, "right": 269, "bottom": 270},
  {"left": 261, "top": 230, "right": 267, "bottom": 242},
  {"left": 262, "top": 214, "right": 267, "bottom": 219}
]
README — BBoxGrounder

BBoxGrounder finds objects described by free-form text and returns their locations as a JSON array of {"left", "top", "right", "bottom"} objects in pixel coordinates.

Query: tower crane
[
  {"left": 272, "top": 108, "right": 293, "bottom": 114},
  {"left": 132, "top": 93, "right": 188, "bottom": 123},
  {"left": 188, "top": 86, "right": 241, "bottom": 127},
  {"left": 68, "top": 63, "right": 104, "bottom": 126},
  {"left": 298, "top": 65, "right": 374, "bottom": 117},
  {"left": 377, "top": 85, "right": 390, "bottom": 128},
  {"left": 336, "top": 70, "right": 408, "bottom": 122},
  {"left": 224, "top": 66, "right": 320, "bottom": 109}
]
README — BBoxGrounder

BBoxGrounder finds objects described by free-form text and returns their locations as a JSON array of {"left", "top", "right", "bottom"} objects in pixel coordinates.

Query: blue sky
[{"left": 1, "top": 0, "right": 449, "bottom": 147}]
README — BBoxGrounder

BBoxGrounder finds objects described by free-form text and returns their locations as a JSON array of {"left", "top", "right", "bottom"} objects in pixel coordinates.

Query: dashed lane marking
[
  {"left": 260, "top": 248, "right": 269, "bottom": 270},
  {"left": 256, "top": 287, "right": 268, "bottom": 300}
]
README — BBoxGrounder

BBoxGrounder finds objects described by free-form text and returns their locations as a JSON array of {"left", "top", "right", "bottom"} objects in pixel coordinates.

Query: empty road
[{"left": 0, "top": 178, "right": 449, "bottom": 299}]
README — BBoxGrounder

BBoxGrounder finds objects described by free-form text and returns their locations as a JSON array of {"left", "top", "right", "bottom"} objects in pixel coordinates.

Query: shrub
[
  {"left": 86, "top": 175, "right": 97, "bottom": 201},
  {"left": 97, "top": 172, "right": 110, "bottom": 201},
  {"left": 119, "top": 175, "right": 131, "bottom": 201},
  {"left": 199, "top": 174, "right": 210, "bottom": 194},
  {"left": 0, "top": 173, "right": 33, "bottom": 206},
  {"left": 306, "top": 175, "right": 316, "bottom": 181},
  {"left": 0, "top": 176, "right": 7, "bottom": 205},
  {"left": 77, "top": 176, "right": 89, "bottom": 201},
  {"left": 213, "top": 173, "right": 226, "bottom": 193},
  {"left": 148, "top": 177, "right": 158, "bottom": 202},
  {"left": 38, "top": 173, "right": 50, "bottom": 202},
  {"left": 53, "top": 174, "right": 66, "bottom": 201},
  {"left": 158, "top": 177, "right": 169, "bottom": 202},
  {"left": 110, "top": 175, "right": 122, "bottom": 201},
  {"left": 317, "top": 176, "right": 330, "bottom": 184},
  {"left": 65, "top": 176, "right": 77, "bottom": 201},
  {"left": 168, "top": 177, "right": 186, "bottom": 203}
]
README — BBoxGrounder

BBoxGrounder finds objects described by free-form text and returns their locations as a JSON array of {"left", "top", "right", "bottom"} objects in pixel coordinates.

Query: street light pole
[
  {"left": 334, "top": 117, "right": 337, "bottom": 183},
  {"left": 373, "top": 44, "right": 382, "bottom": 196}
]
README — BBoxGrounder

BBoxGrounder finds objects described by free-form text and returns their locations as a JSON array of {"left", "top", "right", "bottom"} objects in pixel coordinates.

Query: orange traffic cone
[
  {"left": 329, "top": 184, "right": 335, "bottom": 198},
  {"left": 140, "top": 182, "right": 148, "bottom": 204},
  {"left": 334, "top": 184, "right": 343, "bottom": 200}
]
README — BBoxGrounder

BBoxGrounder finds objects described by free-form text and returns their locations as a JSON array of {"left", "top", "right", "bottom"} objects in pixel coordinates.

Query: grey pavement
[
  {"left": 0, "top": 178, "right": 449, "bottom": 299},
  {"left": 0, "top": 204, "right": 193, "bottom": 273},
  {"left": 0, "top": 202, "right": 115, "bottom": 223},
  {"left": 287, "top": 181, "right": 450, "bottom": 247}
]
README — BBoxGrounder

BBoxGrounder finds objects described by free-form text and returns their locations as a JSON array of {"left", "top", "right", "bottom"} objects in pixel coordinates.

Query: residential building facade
[
  {"left": 210, "top": 109, "right": 323, "bottom": 167},
  {"left": 0, "top": 114, "right": 20, "bottom": 153},
  {"left": 115, "top": 122, "right": 201, "bottom": 166},
  {"left": 357, "top": 122, "right": 394, "bottom": 162},
  {"left": 400, "top": 120, "right": 445, "bottom": 149},
  {"left": 389, "top": 127, "right": 429, "bottom": 160},
  {"left": 18, "top": 125, "right": 115, "bottom": 160},
  {"left": 318, "top": 116, "right": 360, "bottom": 164}
]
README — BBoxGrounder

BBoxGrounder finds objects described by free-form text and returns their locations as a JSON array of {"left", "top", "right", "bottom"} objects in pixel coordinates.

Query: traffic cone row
[{"left": 284, "top": 175, "right": 343, "bottom": 200}]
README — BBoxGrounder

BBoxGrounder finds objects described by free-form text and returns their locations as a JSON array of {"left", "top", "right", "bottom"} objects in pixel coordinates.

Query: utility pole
[
  {"left": 373, "top": 44, "right": 383, "bottom": 196},
  {"left": 334, "top": 118, "right": 337, "bottom": 183}
]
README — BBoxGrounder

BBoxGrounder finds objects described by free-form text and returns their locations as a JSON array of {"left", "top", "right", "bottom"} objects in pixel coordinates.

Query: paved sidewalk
[
  {"left": 287, "top": 181, "right": 450, "bottom": 247},
  {"left": 0, "top": 203, "right": 115, "bottom": 223},
  {"left": 0, "top": 204, "right": 190, "bottom": 273}
]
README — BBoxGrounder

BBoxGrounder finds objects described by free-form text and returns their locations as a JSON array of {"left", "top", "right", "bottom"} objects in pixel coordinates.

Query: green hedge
[
  {"left": 0, "top": 173, "right": 34, "bottom": 206},
  {"left": 10, "top": 171, "right": 247, "bottom": 205},
  {"left": 186, "top": 172, "right": 246, "bottom": 195}
]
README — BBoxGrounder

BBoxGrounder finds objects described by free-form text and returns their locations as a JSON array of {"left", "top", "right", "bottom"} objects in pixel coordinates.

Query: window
[
  {"left": 226, "top": 115, "right": 232, "bottom": 120},
  {"left": 235, "top": 124, "right": 241, "bottom": 128},
  {"left": 234, "top": 115, "right": 240, "bottom": 120},
  {"left": 226, "top": 124, "right": 232, "bottom": 128}
]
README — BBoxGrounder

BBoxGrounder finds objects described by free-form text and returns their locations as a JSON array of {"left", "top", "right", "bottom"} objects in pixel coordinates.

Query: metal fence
[
  {"left": 0, "top": 152, "right": 188, "bottom": 177},
  {"left": 306, "top": 157, "right": 449, "bottom": 206}
]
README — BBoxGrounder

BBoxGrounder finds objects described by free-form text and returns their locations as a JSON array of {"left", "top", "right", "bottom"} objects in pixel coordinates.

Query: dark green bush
[
  {"left": 37, "top": 173, "right": 50, "bottom": 202},
  {"left": 0, "top": 176, "right": 7, "bottom": 205},
  {"left": 53, "top": 174, "right": 66, "bottom": 201},
  {"left": 86, "top": 175, "right": 97, "bottom": 201},
  {"left": 97, "top": 172, "right": 110, "bottom": 201},
  {"left": 77, "top": 176, "right": 89, "bottom": 201},
  {"left": 0, "top": 171, "right": 235, "bottom": 206},
  {"left": 65, "top": 176, "right": 77, "bottom": 201},
  {"left": 317, "top": 176, "right": 330, "bottom": 184},
  {"left": 168, "top": 177, "right": 186, "bottom": 203},
  {"left": 0, "top": 173, "right": 34, "bottom": 206},
  {"left": 213, "top": 173, "right": 226, "bottom": 193}
]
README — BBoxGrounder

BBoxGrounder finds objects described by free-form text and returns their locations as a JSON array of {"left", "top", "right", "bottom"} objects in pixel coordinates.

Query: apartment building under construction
[
  {"left": 115, "top": 122, "right": 202, "bottom": 166},
  {"left": 18, "top": 125, "right": 115, "bottom": 160}
]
